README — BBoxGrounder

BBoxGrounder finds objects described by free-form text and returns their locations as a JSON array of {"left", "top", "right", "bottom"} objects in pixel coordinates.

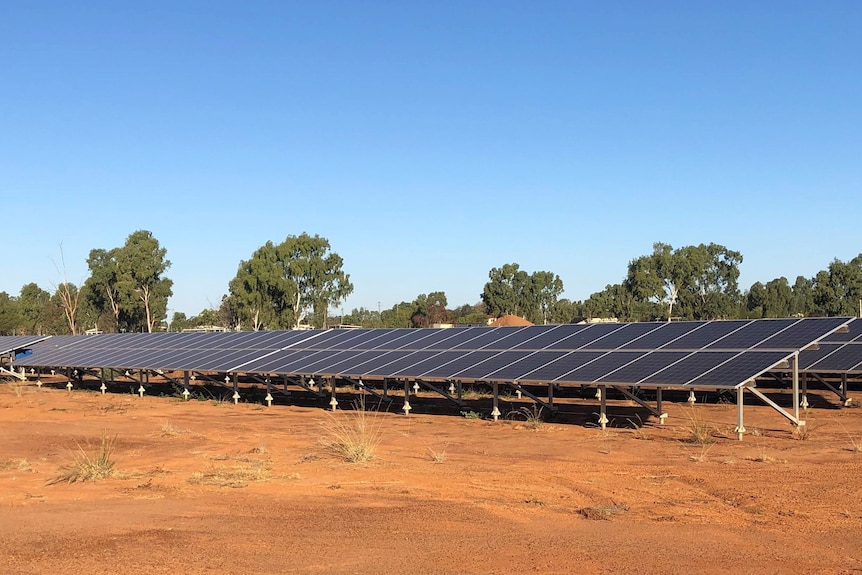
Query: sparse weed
[
  {"left": 792, "top": 424, "right": 812, "bottom": 441},
  {"left": 321, "top": 399, "right": 385, "bottom": 463},
  {"left": 426, "top": 444, "right": 447, "bottom": 463},
  {"left": 461, "top": 410, "right": 482, "bottom": 420},
  {"left": 48, "top": 431, "right": 118, "bottom": 484},
  {"left": 5, "top": 379, "right": 25, "bottom": 397},
  {"left": 188, "top": 461, "right": 271, "bottom": 488},
  {"left": 509, "top": 405, "right": 544, "bottom": 430},
  {"left": 578, "top": 504, "right": 629, "bottom": 520},
  {"left": 746, "top": 450, "right": 777, "bottom": 463},
  {"left": 627, "top": 415, "right": 651, "bottom": 440},
  {"left": 0, "top": 458, "right": 33, "bottom": 472},
  {"left": 160, "top": 421, "right": 188, "bottom": 437},
  {"left": 683, "top": 407, "right": 714, "bottom": 445}
]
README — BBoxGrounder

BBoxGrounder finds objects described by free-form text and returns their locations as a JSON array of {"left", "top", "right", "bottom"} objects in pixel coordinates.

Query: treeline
[{"left": 1, "top": 233, "right": 860, "bottom": 336}]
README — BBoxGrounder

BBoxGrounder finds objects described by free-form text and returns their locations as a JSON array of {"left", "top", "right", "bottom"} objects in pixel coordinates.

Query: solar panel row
[{"left": 11, "top": 317, "right": 851, "bottom": 390}]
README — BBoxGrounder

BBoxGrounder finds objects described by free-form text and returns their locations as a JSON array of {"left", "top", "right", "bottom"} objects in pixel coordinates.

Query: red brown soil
[
  {"left": 489, "top": 315, "right": 534, "bottom": 327},
  {"left": 1, "top": 383, "right": 862, "bottom": 575}
]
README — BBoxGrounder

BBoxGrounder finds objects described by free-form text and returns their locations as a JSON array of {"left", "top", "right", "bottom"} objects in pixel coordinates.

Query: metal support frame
[
  {"left": 656, "top": 388, "right": 664, "bottom": 423},
  {"left": 507, "top": 382, "right": 557, "bottom": 414},
  {"left": 734, "top": 387, "right": 746, "bottom": 440},
  {"left": 801, "top": 372, "right": 809, "bottom": 410},
  {"left": 810, "top": 373, "right": 850, "bottom": 406},
  {"left": 410, "top": 379, "right": 462, "bottom": 408},
  {"left": 598, "top": 385, "right": 609, "bottom": 429},
  {"left": 491, "top": 382, "right": 500, "bottom": 421},
  {"left": 747, "top": 387, "right": 803, "bottom": 427},
  {"left": 345, "top": 377, "right": 392, "bottom": 402},
  {"left": 402, "top": 379, "right": 411, "bottom": 415},
  {"left": 611, "top": 385, "right": 666, "bottom": 423},
  {"left": 792, "top": 352, "right": 802, "bottom": 424}
]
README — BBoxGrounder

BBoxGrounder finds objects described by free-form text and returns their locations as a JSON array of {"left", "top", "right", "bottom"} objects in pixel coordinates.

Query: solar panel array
[
  {"left": 799, "top": 318, "right": 862, "bottom": 373},
  {"left": 13, "top": 317, "right": 851, "bottom": 390},
  {"left": 0, "top": 335, "right": 50, "bottom": 356}
]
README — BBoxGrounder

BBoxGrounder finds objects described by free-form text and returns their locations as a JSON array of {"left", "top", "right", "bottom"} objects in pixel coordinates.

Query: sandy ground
[{"left": 1, "top": 380, "right": 861, "bottom": 575}]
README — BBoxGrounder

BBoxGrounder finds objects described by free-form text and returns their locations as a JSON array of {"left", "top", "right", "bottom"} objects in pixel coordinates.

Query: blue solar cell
[
  {"left": 595, "top": 351, "right": 691, "bottom": 383},
  {"left": 511, "top": 324, "right": 587, "bottom": 349},
  {"left": 703, "top": 319, "right": 797, "bottom": 349},
  {"left": 662, "top": 321, "right": 749, "bottom": 349},
  {"left": 687, "top": 351, "right": 790, "bottom": 387},
  {"left": 408, "top": 351, "right": 502, "bottom": 379},
  {"left": 480, "top": 351, "right": 570, "bottom": 381},
  {"left": 543, "top": 323, "right": 627, "bottom": 350},
  {"left": 619, "top": 322, "right": 705, "bottom": 349},
  {"left": 557, "top": 351, "right": 645, "bottom": 382},
  {"left": 639, "top": 352, "right": 737, "bottom": 385},
  {"left": 509, "top": 351, "right": 602, "bottom": 381},
  {"left": 446, "top": 351, "right": 530, "bottom": 379},
  {"left": 752, "top": 317, "right": 851, "bottom": 350},
  {"left": 581, "top": 323, "right": 665, "bottom": 350},
  {"left": 802, "top": 343, "right": 862, "bottom": 372}
]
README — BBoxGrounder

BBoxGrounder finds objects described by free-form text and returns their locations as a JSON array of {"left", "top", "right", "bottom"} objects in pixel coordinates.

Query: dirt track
[{"left": 1, "top": 383, "right": 861, "bottom": 574}]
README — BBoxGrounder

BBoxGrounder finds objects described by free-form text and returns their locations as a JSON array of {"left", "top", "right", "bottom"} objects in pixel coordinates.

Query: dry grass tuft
[
  {"left": 160, "top": 421, "right": 189, "bottom": 437},
  {"left": 5, "top": 378, "right": 27, "bottom": 397},
  {"left": 510, "top": 405, "right": 545, "bottom": 430},
  {"left": 426, "top": 444, "right": 447, "bottom": 463},
  {"left": 577, "top": 504, "right": 629, "bottom": 520},
  {"left": 188, "top": 461, "right": 271, "bottom": 488},
  {"left": 0, "top": 458, "right": 33, "bottom": 472},
  {"left": 792, "top": 424, "right": 813, "bottom": 441},
  {"left": 683, "top": 407, "right": 714, "bottom": 445},
  {"left": 48, "top": 431, "right": 118, "bottom": 485},
  {"left": 321, "top": 399, "right": 385, "bottom": 463}
]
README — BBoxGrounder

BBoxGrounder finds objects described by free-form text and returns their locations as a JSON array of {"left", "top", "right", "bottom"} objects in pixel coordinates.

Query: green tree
[
  {"left": 790, "top": 275, "right": 814, "bottom": 316},
  {"left": 0, "top": 292, "right": 21, "bottom": 335},
  {"left": 482, "top": 263, "right": 530, "bottom": 318},
  {"left": 18, "top": 283, "right": 50, "bottom": 334},
  {"left": 116, "top": 230, "right": 173, "bottom": 333},
  {"left": 812, "top": 255, "right": 862, "bottom": 316},
  {"left": 529, "top": 271, "right": 564, "bottom": 325},
  {"left": 229, "top": 233, "right": 353, "bottom": 330},
  {"left": 84, "top": 248, "right": 123, "bottom": 332}
]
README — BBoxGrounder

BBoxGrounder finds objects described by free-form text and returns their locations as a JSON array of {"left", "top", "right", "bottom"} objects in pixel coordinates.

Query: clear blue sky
[{"left": 2, "top": 1, "right": 860, "bottom": 317}]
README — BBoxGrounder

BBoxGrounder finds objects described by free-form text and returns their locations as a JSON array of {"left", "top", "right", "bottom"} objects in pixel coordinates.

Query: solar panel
[
  {"left": 11, "top": 317, "right": 853, "bottom": 392},
  {"left": 800, "top": 343, "right": 862, "bottom": 373},
  {"left": 687, "top": 351, "right": 791, "bottom": 387},
  {"left": 595, "top": 351, "right": 691, "bottom": 383},
  {"left": 662, "top": 321, "right": 748, "bottom": 349},
  {"left": 556, "top": 351, "right": 646, "bottom": 382},
  {"left": 580, "top": 322, "right": 664, "bottom": 349}
]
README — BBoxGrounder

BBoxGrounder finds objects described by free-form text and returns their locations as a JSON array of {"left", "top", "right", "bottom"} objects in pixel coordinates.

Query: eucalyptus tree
[
  {"left": 0, "top": 292, "right": 21, "bottom": 335},
  {"left": 790, "top": 275, "right": 814, "bottom": 316},
  {"left": 482, "top": 263, "right": 530, "bottom": 318},
  {"left": 229, "top": 233, "right": 353, "bottom": 330},
  {"left": 85, "top": 231, "right": 173, "bottom": 333},
  {"left": 18, "top": 283, "right": 50, "bottom": 334},
  {"left": 812, "top": 255, "right": 862, "bottom": 316},
  {"left": 530, "top": 270, "right": 564, "bottom": 325},
  {"left": 627, "top": 242, "right": 742, "bottom": 320},
  {"left": 482, "top": 264, "right": 564, "bottom": 323}
]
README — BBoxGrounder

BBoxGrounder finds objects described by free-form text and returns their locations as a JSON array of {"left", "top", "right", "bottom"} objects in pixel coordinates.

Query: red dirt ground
[{"left": 1, "top": 382, "right": 861, "bottom": 575}]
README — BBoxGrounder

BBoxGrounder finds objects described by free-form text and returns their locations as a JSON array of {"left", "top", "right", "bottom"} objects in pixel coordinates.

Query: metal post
[
  {"left": 402, "top": 380, "right": 411, "bottom": 415},
  {"left": 842, "top": 373, "right": 850, "bottom": 406},
  {"left": 734, "top": 387, "right": 746, "bottom": 440},
  {"left": 329, "top": 377, "right": 338, "bottom": 411},
  {"left": 598, "top": 385, "right": 609, "bottom": 429},
  {"left": 491, "top": 382, "right": 500, "bottom": 421},
  {"left": 183, "top": 371, "right": 190, "bottom": 400},
  {"left": 801, "top": 372, "right": 809, "bottom": 410},
  {"left": 548, "top": 383, "right": 554, "bottom": 409},
  {"left": 655, "top": 387, "right": 667, "bottom": 425},
  {"left": 792, "top": 352, "right": 800, "bottom": 422},
  {"left": 382, "top": 378, "right": 388, "bottom": 399}
]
